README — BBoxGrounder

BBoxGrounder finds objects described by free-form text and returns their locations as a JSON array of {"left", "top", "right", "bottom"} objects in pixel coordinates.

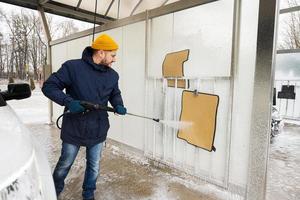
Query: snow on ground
[{"left": 0, "top": 79, "right": 49, "bottom": 124}]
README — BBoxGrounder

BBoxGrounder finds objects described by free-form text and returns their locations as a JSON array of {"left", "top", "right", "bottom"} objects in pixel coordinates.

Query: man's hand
[
  {"left": 115, "top": 105, "right": 127, "bottom": 115},
  {"left": 67, "top": 100, "right": 85, "bottom": 113}
]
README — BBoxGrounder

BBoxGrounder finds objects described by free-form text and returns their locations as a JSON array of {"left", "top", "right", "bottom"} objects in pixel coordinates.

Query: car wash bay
[{"left": 3, "top": 0, "right": 299, "bottom": 199}]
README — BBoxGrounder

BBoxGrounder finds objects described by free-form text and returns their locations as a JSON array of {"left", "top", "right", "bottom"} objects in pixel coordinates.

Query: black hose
[{"left": 56, "top": 112, "right": 66, "bottom": 130}]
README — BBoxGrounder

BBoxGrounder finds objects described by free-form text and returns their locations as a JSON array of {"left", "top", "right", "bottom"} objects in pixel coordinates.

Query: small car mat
[{"left": 162, "top": 49, "right": 189, "bottom": 88}]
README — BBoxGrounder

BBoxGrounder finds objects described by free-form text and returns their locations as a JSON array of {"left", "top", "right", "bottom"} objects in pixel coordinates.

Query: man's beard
[{"left": 100, "top": 58, "right": 112, "bottom": 67}]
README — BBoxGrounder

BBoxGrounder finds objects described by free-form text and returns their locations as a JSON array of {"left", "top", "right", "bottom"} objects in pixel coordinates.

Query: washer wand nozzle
[{"left": 126, "top": 112, "right": 160, "bottom": 123}]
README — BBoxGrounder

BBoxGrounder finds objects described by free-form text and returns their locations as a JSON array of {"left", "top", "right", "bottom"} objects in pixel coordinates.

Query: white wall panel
[
  {"left": 173, "top": 0, "right": 234, "bottom": 77},
  {"left": 145, "top": 79, "right": 165, "bottom": 159},
  {"left": 144, "top": 2, "right": 235, "bottom": 182},
  {"left": 66, "top": 36, "right": 90, "bottom": 59},
  {"left": 51, "top": 43, "right": 67, "bottom": 75},
  {"left": 146, "top": 5, "right": 233, "bottom": 180},
  {"left": 121, "top": 21, "right": 146, "bottom": 150},
  {"left": 229, "top": 0, "right": 259, "bottom": 188},
  {"left": 148, "top": 14, "right": 173, "bottom": 78},
  {"left": 148, "top": 0, "right": 234, "bottom": 78},
  {"left": 211, "top": 80, "right": 231, "bottom": 181}
]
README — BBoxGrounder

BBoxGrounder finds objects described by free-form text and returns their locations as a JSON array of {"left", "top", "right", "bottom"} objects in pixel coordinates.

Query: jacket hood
[{"left": 82, "top": 46, "right": 109, "bottom": 72}]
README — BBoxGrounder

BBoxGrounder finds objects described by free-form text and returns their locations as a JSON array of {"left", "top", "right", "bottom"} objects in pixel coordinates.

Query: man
[{"left": 42, "top": 34, "right": 126, "bottom": 200}]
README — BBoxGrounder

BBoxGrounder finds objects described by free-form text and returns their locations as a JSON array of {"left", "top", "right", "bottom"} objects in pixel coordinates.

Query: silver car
[{"left": 0, "top": 83, "right": 56, "bottom": 200}]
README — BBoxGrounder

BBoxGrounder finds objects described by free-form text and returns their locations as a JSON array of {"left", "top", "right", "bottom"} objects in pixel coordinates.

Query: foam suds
[{"left": 159, "top": 120, "right": 193, "bottom": 130}]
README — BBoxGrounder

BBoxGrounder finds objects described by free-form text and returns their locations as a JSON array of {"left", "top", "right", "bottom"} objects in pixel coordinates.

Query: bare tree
[
  {"left": 29, "top": 12, "right": 47, "bottom": 79},
  {"left": 0, "top": 9, "right": 3, "bottom": 77},
  {"left": 52, "top": 20, "right": 79, "bottom": 39},
  {"left": 61, "top": 20, "right": 79, "bottom": 37},
  {"left": 278, "top": 0, "right": 300, "bottom": 49},
  {"left": 1, "top": 9, "right": 48, "bottom": 79},
  {"left": 0, "top": 32, "right": 4, "bottom": 77},
  {"left": 0, "top": 8, "right": 81, "bottom": 80}
]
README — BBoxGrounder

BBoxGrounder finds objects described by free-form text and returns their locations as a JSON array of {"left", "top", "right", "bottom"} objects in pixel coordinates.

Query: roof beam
[
  {"left": 37, "top": 6, "right": 51, "bottom": 43},
  {"left": 277, "top": 48, "right": 300, "bottom": 54},
  {"left": 280, "top": 5, "right": 300, "bottom": 14},
  {"left": 76, "top": 0, "right": 83, "bottom": 10},
  {"left": 105, "top": 0, "right": 116, "bottom": 16},
  {"left": 39, "top": 0, "right": 50, "bottom": 5},
  {"left": 1, "top": 0, "right": 115, "bottom": 24},
  {"left": 130, "top": 0, "right": 143, "bottom": 16},
  {"left": 161, "top": 0, "right": 169, "bottom": 6},
  {"left": 43, "top": 1, "right": 114, "bottom": 24},
  {"left": 117, "top": 0, "right": 121, "bottom": 19},
  {"left": 149, "top": 0, "right": 218, "bottom": 18}
]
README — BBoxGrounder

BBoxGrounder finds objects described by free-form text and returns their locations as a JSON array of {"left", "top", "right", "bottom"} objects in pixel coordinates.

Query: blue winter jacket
[{"left": 42, "top": 47, "right": 124, "bottom": 146}]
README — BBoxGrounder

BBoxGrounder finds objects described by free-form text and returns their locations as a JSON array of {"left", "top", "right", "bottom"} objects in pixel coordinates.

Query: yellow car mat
[
  {"left": 178, "top": 90, "right": 219, "bottom": 152},
  {"left": 162, "top": 49, "right": 189, "bottom": 78},
  {"left": 167, "top": 79, "right": 189, "bottom": 89}
]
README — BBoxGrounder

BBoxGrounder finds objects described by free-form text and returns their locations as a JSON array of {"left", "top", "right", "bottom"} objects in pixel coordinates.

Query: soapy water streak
[{"left": 159, "top": 120, "right": 193, "bottom": 130}]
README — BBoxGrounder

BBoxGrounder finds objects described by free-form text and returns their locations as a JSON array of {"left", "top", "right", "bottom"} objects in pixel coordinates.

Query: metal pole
[
  {"left": 224, "top": 0, "right": 240, "bottom": 189},
  {"left": 163, "top": 78, "right": 168, "bottom": 161},
  {"left": 173, "top": 78, "right": 177, "bottom": 162},
  {"left": 38, "top": 6, "right": 53, "bottom": 124},
  {"left": 246, "top": 0, "right": 279, "bottom": 198}
]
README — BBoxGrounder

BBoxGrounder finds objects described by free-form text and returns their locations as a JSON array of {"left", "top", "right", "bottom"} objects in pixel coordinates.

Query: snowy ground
[
  {"left": 2, "top": 79, "right": 299, "bottom": 200},
  {"left": 266, "top": 123, "right": 300, "bottom": 200}
]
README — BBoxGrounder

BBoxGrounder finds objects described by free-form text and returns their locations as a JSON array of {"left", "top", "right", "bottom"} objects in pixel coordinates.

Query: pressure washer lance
[
  {"left": 56, "top": 101, "right": 160, "bottom": 129},
  {"left": 126, "top": 112, "right": 160, "bottom": 122},
  {"left": 81, "top": 101, "right": 160, "bottom": 122}
]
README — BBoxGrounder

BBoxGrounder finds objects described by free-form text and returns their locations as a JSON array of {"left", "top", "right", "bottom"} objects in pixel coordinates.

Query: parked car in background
[{"left": 0, "top": 83, "right": 56, "bottom": 200}]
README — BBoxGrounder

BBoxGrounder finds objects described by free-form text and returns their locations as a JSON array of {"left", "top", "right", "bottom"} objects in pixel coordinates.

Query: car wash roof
[{"left": 1, "top": 0, "right": 181, "bottom": 24}]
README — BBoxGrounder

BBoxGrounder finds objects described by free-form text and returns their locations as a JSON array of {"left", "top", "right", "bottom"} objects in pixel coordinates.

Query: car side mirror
[{"left": 0, "top": 83, "right": 31, "bottom": 101}]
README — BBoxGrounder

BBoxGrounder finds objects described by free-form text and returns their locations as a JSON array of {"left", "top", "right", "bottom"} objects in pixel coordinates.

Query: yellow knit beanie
[{"left": 91, "top": 34, "right": 118, "bottom": 51}]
